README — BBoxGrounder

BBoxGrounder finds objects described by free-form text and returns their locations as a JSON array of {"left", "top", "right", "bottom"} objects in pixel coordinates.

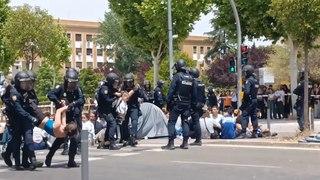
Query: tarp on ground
[{"left": 137, "top": 103, "right": 168, "bottom": 138}]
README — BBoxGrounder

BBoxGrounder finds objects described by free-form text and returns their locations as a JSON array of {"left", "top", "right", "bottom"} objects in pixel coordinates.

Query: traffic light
[
  {"left": 229, "top": 57, "right": 236, "bottom": 73},
  {"left": 241, "top": 45, "right": 248, "bottom": 65}
]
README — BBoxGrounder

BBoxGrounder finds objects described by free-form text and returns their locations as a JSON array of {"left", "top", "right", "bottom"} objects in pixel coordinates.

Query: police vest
[
  {"left": 176, "top": 73, "right": 193, "bottom": 105},
  {"left": 195, "top": 78, "right": 206, "bottom": 103}
]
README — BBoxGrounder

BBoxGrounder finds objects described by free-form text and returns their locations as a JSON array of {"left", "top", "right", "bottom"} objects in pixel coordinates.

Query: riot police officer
[
  {"left": 293, "top": 74, "right": 311, "bottom": 132},
  {"left": 238, "top": 65, "right": 259, "bottom": 138},
  {"left": 121, "top": 73, "right": 145, "bottom": 146},
  {"left": 162, "top": 59, "right": 197, "bottom": 150},
  {"left": 153, "top": 80, "right": 166, "bottom": 109},
  {"left": 10, "top": 71, "right": 41, "bottom": 170},
  {"left": 46, "top": 68, "right": 85, "bottom": 168},
  {"left": 96, "top": 72, "right": 121, "bottom": 150},
  {"left": 189, "top": 67, "right": 206, "bottom": 146},
  {"left": 142, "top": 80, "right": 154, "bottom": 103}
]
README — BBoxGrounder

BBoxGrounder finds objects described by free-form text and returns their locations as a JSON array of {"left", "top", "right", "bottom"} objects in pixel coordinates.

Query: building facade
[{"left": 12, "top": 19, "right": 213, "bottom": 73}]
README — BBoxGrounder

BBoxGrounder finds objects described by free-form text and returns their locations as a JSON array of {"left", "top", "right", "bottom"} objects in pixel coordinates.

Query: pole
[
  {"left": 168, "top": 0, "right": 174, "bottom": 80},
  {"left": 81, "top": 130, "right": 89, "bottom": 180},
  {"left": 229, "top": 0, "right": 242, "bottom": 108}
]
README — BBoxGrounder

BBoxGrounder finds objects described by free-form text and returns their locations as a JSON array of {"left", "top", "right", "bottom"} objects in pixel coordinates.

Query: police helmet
[
  {"left": 26, "top": 70, "right": 36, "bottom": 81},
  {"left": 123, "top": 73, "right": 134, "bottom": 90},
  {"left": 106, "top": 72, "right": 119, "bottom": 89},
  {"left": 157, "top": 80, "right": 165, "bottom": 88},
  {"left": 242, "top": 65, "right": 254, "bottom": 78},
  {"left": 144, "top": 80, "right": 151, "bottom": 91},
  {"left": 14, "top": 71, "right": 33, "bottom": 91},
  {"left": 65, "top": 70, "right": 79, "bottom": 83},
  {"left": 174, "top": 59, "right": 186, "bottom": 72},
  {"left": 189, "top": 67, "right": 199, "bottom": 78}
]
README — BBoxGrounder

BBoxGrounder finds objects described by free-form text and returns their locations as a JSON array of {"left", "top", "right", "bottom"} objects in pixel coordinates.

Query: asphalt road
[{"left": 0, "top": 141, "right": 319, "bottom": 180}]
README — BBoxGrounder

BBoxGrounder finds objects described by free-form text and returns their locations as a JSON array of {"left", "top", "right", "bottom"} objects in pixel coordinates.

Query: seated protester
[
  {"left": 82, "top": 113, "right": 95, "bottom": 146},
  {"left": 33, "top": 105, "right": 78, "bottom": 138},
  {"left": 115, "top": 92, "right": 129, "bottom": 125},
  {"left": 220, "top": 107, "right": 236, "bottom": 139},
  {"left": 210, "top": 106, "right": 224, "bottom": 135},
  {"left": 33, "top": 126, "right": 47, "bottom": 150},
  {"left": 233, "top": 109, "right": 243, "bottom": 135},
  {"left": 199, "top": 106, "right": 217, "bottom": 139},
  {"left": 89, "top": 112, "right": 103, "bottom": 135}
]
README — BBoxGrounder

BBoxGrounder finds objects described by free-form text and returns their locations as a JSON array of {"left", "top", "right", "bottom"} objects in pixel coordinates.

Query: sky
[
  {"left": 9, "top": 0, "right": 212, "bottom": 36},
  {"left": 9, "top": 0, "right": 271, "bottom": 46}
]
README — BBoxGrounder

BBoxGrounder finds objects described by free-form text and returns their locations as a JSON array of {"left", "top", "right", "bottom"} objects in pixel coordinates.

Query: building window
[
  {"left": 76, "top": 62, "right": 82, "bottom": 69},
  {"left": 67, "top": 33, "right": 71, "bottom": 40},
  {"left": 207, "top": 47, "right": 211, "bottom": 52},
  {"left": 97, "top": 62, "right": 103, "bottom": 68},
  {"left": 65, "top": 62, "right": 71, "bottom": 69},
  {"left": 86, "top": 48, "right": 93, "bottom": 56},
  {"left": 200, "top": 47, "right": 204, "bottom": 54},
  {"left": 75, "top": 34, "right": 82, "bottom": 41},
  {"left": 86, "top": 34, "right": 92, "bottom": 42},
  {"left": 87, "top": 62, "right": 93, "bottom": 68},
  {"left": 193, "top": 46, "right": 197, "bottom": 54},
  {"left": 76, "top": 48, "right": 82, "bottom": 55},
  {"left": 97, "top": 49, "right": 103, "bottom": 56}
]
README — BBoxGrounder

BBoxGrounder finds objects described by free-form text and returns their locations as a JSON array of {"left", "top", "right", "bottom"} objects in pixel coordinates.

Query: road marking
[
  {"left": 204, "top": 144, "right": 320, "bottom": 151},
  {"left": 172, "top": 160, "right": 281, "bottom": 169},
  {"left": 110, "top": 153, "right": 140, "bottom": 157},
  {"left": 145, "top": 148, "right": 165, "bottom": 152}
]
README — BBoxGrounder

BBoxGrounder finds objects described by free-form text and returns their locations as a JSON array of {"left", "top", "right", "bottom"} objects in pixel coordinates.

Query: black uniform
[
  {"left": 153, "top": 80, "right": 166, "bottom": 109},
  {"left": 239, "top": 65, "right": 259, "bottom": 138},
  {"left": 46, "top": 69, "right": 85, "bottom": 168},
  {"left": 162, "top": 59, "right": 197, "bottom": 150},
  {"left": 96, "top": 73, "right": 120, "bottom": 150},
  {"left": 190, "top": 76, "right": 206, "bottom": 145},
  {"left": 293, "top": 80, "right": 311, "bottom": 131}
]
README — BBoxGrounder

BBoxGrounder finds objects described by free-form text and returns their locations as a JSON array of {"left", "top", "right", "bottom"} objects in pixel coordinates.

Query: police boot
[
  {"left": 1, "top": 151, "right": 13, "bottom": 167},
  {"left": 29, "top": 157, "right": 43, "bottom": 170},
  {"left": 189, "top": 140, "right": 202, "bottom": 146},
  {"left": 22, "top": 155, "right": 30, "bottom": 169},
  {"left": 161, "top": 140, "right": 175, "bottom": 150},
  {"left": 129, "top": 136, "right": 137, "bottom": 147},
  {"left": 67, "top": 161, "right": 80, "bottom": 168},
  {"left": 180, "top": 139, "right": 189, "bottom": 149},
  {"left": 109, "top": 141, "right": 120, "bottom": 150}
]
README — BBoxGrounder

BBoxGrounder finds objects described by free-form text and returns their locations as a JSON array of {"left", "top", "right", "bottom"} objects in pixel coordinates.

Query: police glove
[
  {"left": 29, "top": 115, "right": 39, "bottom": 124},
  {"left": 133, "top": 84, "right": 140, "bottom": 92},
  {"left": 68, "top": 102, "right": 75, "bottom": 111}
]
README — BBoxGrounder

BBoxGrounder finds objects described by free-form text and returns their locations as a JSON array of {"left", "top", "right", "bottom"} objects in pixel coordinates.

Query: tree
[
  {"left": 109, "top": 0, "right": 213, "bottom": 86},
  {"left": 206, "top": 46, "right": 272, "bottom": 87},
  {"left": 270, "top": 0, "right": 320, "bottom": 130},
  {"left": 3, "top": 4, "right": 69, "bottom": 70},
  {"left": 0, "top": 0, "right": 16, "bottom": 74},
  {"left": 266, "top": 45, "right": 290, "bottom": 84},
  {"left": 79, "top": 67, "right": 104, "bottom": 97},
  {"left": 96, "top": 11, "right": 151, "bottom": 74},
  {"left": 35, "top": 61, "right": 63, "bottom": 96},
  {"left": 144, "top": 51, "right": 196, "bottom": 93}
]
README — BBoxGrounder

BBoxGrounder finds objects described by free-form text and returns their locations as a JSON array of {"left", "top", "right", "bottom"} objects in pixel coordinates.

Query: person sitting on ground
[
  {"left": 82, "top": 113, "right": 95, "bottom": 146},
  {"left": 220, "top": 107, "right": 236, "bottom": 139}
]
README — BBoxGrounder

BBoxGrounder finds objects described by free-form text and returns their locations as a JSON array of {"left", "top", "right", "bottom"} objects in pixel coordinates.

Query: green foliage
[
  {"left": 144, "top": 51, "right": 196, "bottom": 93},
  {"left": 96, "top": 11, "right": 152, "bottom": 73},
  {"left": 266, "top": 45, "right": 290, "bottom": 84},
  {"left": 212, "top": 0, "right": 282, "bottom": 42},
  {"left": 79, "top": 67, "right": 104, "bottom": 96},
  {"left": 3, "top": 4, "right": 70, "bottom": 70},
  {"left": 270, "top": 0, "right": 320, "bottom": 49},
  {"left": 35, "top": 61, "right": 63, "bottom": 96}
]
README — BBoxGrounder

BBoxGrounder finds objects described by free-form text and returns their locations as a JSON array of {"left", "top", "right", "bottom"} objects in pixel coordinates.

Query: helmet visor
[
  {"left": 20, "top": 79, "right": 33, "bottom": 91},
  {"left": 67, "top": 81, "right": 78, "bottom": 91},
  {"left": 113, "top": 80, "right": 119, "bottom": 89}
]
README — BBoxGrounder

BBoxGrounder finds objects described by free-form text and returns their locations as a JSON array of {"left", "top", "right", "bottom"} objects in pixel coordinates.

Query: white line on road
[
  {"left": 172, "top": 161, "right": 282, "bottom": 169},
  {"left": 204, "top": 144, "right": 320, "bottom": 151},
  {"left": 110, "top": 153, "right": 140, "bottom": 157}
]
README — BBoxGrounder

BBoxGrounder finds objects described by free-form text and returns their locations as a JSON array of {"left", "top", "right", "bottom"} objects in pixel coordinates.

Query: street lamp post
[
  {"left": 229, "top": 0, "right": 242, "bottom": 108},
  {"left": 167, "top": 0, "right": 174, "bottom": 80}
]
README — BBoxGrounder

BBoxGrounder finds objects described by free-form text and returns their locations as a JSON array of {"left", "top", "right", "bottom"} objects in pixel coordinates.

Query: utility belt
[{"left": 173, "top": 95, "right": 191, "bottom": 106}]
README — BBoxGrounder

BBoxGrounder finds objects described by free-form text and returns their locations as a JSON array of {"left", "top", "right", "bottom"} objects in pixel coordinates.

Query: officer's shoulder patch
[
  {"left": 55, "top": 85, "right": 60, "bottom": 89},
  {"left": 104, "top": 90, "right": 108, "bottom": 94},
  {"left": 158, "top": 92, "right": 161, "bottom": 95},
  {"left": 12, "top": 95, "right": 17, "bottom": 101},
  {"left": 63, "top": 93, "right": 67, "bottom": 97}
]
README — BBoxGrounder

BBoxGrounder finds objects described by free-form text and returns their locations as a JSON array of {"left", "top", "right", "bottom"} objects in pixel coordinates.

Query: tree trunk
[
  {"left": 303, "top": 43, "right": 310, "bottom": 130},
  {"left": 153, "top": 57, "right": 159, "bottom": 88},
  {"left": 288, "top": 36, "right": 298, "bottom": 118}
]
